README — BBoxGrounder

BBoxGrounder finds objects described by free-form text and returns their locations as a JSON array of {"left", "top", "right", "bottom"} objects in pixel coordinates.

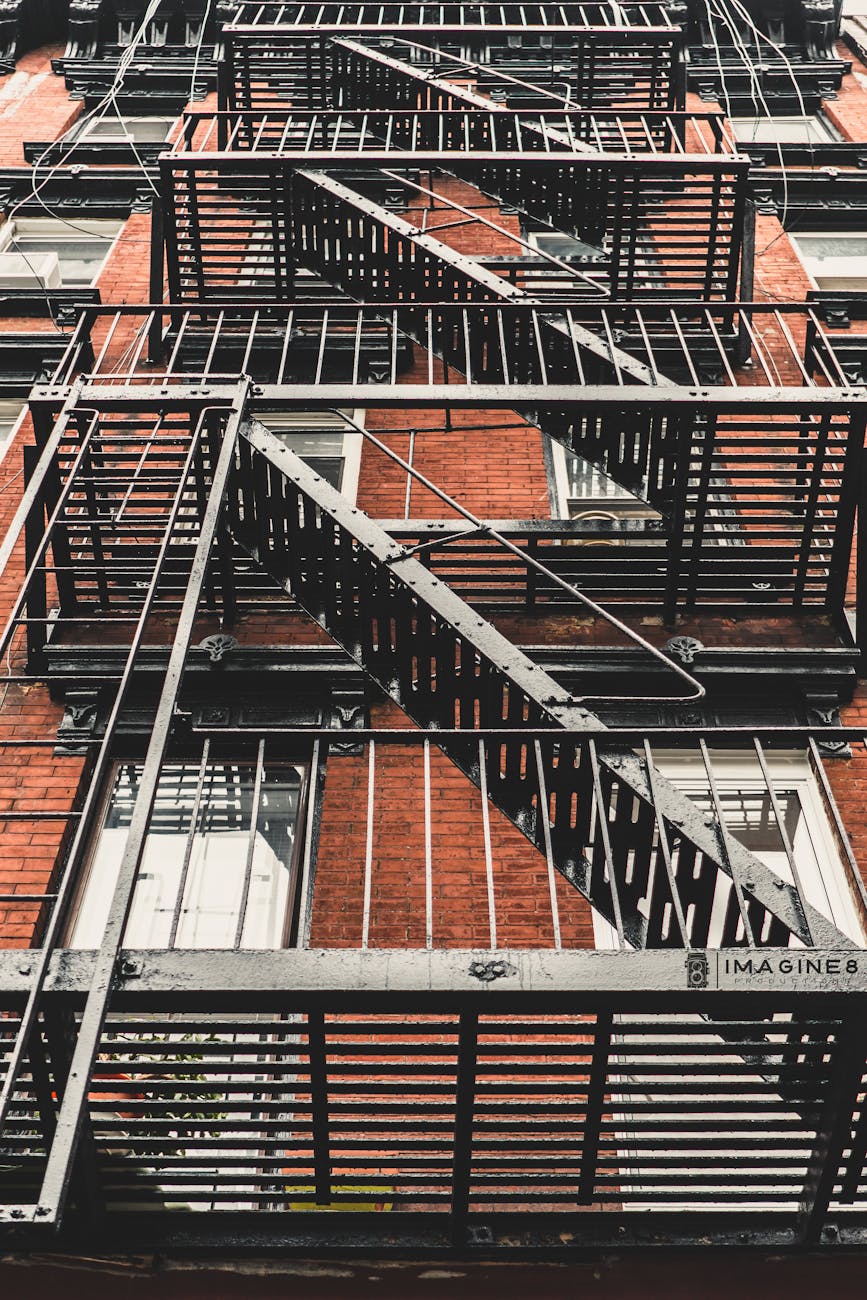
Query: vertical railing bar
[
  {"left": 699, "top": 738, "right": 757, "bottom": 946},
  {"left": 752, "top": 737, "right": 815, "bottom": 946},
  {"left": 125, "top": 313, "right": 153, "bottom": 375},
  {"left": 563, "top": 309, "right": 587, "bottom": 385},
  {"left": 427, "top": 309, "right": 435, "bottom": 385},
  {"left": 50, "top": 306, "right": 92, "bottom": 383},
  {"left": 352, "top": 310, "right": 364, "bottom": 386},
  {"left": 775, "top": 308, "right": 814, "bottom": 386},
  {"left": 588, "top": 739, "right": 626, "bottom": 947},
  {"left": 643, "top": 739, "right": 689, "bottom": 945},
  {"left": 600, "top": 310, "right": 624, "bottom": 385},
  {"left": 424, "top": 737, "right": 433, "bottom": 950},
  {"left": 203, "top": 310, "right": 226, "bottom": 378},
  {"left": 295, "top": 738, "right": 323, "bottom": 950},
  {"left": 533, "top": 738, "right": 561, "bottom": 950},
  {"left": 404, "top": 427, "right": 415, "bottom": 519},
  {"left": 91, "top": 311, "right": 123, "bottom": 377},
  {"left": 361, "top": 738, "right": 375, "bottom": 949},
  {"left": 668, "top": 307, "right": 700, "bottom": 386},
  {"left": 166, "top": 738, "right": 212, "bottom": 948},
  {"left": 577, "top": 1010, "right": 612, "bottom": 1204},
  {"left": 277, "top": 308, "right": 295, "bottom": 384},
  {"left": 308, "top": 1008, "right": 332, "bottom": 1204},
  {"left": 633, "top": 307, "right": 663, "bottom": 384},
  {"left": 234, "top": 737, "right": 267, "bottom": 948},
  {"left": 163, "top": 311, "right": 190, "bottom": 378},
  {"left": 240, "top": 308, "right": 261, "bottom": 375},
  {"left": 314, "top": 307, "right": 329, "bottom": 385},
  {"left": 739, "top": 312, "right": 776, "bottom": 386},
  {"left": 704, "top": 306, "right": 738, "bottom": 387},
  {"left": 478, "top": 738, "right": 497, "bottom": 950}
]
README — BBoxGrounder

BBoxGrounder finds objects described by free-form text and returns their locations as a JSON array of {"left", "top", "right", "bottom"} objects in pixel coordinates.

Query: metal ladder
[{"left": 228, "top": 420, "right": 851, "bottom": 952}]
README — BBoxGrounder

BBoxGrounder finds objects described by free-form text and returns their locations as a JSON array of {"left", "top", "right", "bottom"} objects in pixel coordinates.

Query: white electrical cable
[
  {"left": 719, "top": 0, "right": 820, "bottom": 255},
  {"left": 705, "top": 0, "right": 789, "bottom": 224},
  {"left": 1, "top": 0, "right": 199, "bottom": 327}
]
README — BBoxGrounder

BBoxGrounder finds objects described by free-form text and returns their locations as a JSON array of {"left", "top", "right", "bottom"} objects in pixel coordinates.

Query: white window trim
[
  {"left": 0, "top": 398, "right": 26, "bottom": 472},
  {"left": 731, "top": 113, "right": 841, "bottom": 145},
  {"left": 592, "top": 749, "right": 864, "bottom": 949},
  {"left": 66, "top": 759, "right": 310, "bottom": 951},
  {"left": 790, "top": 231, "right": 867, "bottom": 293},
  {"left": 73, "top": 114, "right": 177, "bottom": 145},
  {"left": 259, "top": 408, "right": 365, "bottom": 505},
  {"left": 547, "top": 437, "right": 660, "bottom": 522},
  {"left": 0, "top": 216, "right": 125, "bottom": 289}
]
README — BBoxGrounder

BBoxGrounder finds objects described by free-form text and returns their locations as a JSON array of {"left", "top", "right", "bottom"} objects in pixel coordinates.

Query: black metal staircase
[{"left": 230, "top": 419, "right": 852, "bottom": 952}]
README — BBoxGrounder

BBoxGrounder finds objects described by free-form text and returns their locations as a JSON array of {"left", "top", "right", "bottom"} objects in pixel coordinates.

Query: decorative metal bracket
[
  {"left": 55, "top": 690, "right": 102, "bottom": 756},
  {"left": 198, "top": 633, "right": 238, "bottom": 665},
  {"left": 805, "top": 693, "right": 850, "bottom": 757}
]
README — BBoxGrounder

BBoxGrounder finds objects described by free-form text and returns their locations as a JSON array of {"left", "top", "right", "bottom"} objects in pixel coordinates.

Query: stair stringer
[{"left": 228, "top": 420, "right": 852, "bottom": 953}]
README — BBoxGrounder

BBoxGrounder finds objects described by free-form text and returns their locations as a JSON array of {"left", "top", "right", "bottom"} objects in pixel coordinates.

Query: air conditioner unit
[{"left": 0, "top": 251, "right": 62, "bottom": 288}]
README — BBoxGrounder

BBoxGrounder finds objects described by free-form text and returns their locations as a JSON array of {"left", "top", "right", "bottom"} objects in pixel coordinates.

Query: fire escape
[{"left": 2, "top": 0, "right": 867, "bottom": 1256}]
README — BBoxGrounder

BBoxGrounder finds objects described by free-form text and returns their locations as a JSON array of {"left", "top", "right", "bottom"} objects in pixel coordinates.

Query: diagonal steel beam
[{"left": 232, "top": 421, "right": 852, "bottom": 952}]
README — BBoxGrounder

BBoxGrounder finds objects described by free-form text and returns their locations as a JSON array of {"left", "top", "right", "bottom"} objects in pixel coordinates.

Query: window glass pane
[
  {"left": 68, "top": 761, "right": 304, "bottom": 949},
  {"left": 83, "top": 117, "right": 174, "bottom": 143},
  {"left": 12, "top": 237, "right": 112, "bottom": 287},
  {"left": 563, "top": 451, "right": 643, "bottom": 503},
  {"left": 261, "top": 411, "right": 360, "bottom": 496},
  {"left": 0, "top": 401, "right": 23, "bottom": 445},
  {"left": 731, "top": 115, "right": 838, "bottom": 144},
  {"left": 531, "top": 232, "right": 605, "bottom": 260},
  {"left": 795, "top": 235, "right": 867, "bottom": 259},
  {"left": 4, "top": 218, "right": 122, "bottom": 288}
]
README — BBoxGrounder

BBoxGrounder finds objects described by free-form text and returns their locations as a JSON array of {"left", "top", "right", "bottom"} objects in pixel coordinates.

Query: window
[
  {"left": 525, "top": 230, "right": 607, "bottom": 294},
  {"left": 549, "top": 439, "right": 661, "bottom": 519},
  {"left": 594, "top": 750, "right": 864, "bottom": 948},
  {"left": 547, "top": 438, "right": 661, "bottom": 539},
  {"left": 259, "top": 409, "right": 364, "bottom": 502},
  {"left": 67, "top": 759, "right": 308, "bottom": 950},
  {"left": 0, "top": 217, "right": 123, "bottom": 288},
  {"left": 790, "top": 232, "right": 867, "bottom": 292},
  {"left": 72, "top": 115, "right": 176, "bottom": 145},
  {"left": 0, "top": 399, "right": 25, "bottom": 448},
  {"left": 592, "top": 750, "right": 864, "bottom": 1213},
  {"left": 731, "top": 114, "right": 841, "bottom": 145}
]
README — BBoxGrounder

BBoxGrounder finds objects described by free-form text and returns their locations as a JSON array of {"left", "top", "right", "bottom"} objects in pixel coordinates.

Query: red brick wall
[{"left": 0, "top": 45, "right": 80, "bottom": 165}]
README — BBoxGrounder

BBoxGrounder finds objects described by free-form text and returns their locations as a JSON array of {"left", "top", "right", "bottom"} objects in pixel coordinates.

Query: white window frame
[
  {"left": 525, "top": 229, "right": 608, "bottom": 294},
  {"left": 66, "top": 759, "right": 310, "bottom": 951},
  {"left": 548, "top": 437, "right": 661, "bottom": 521},
  {"left": 0, "top": 397, "right": 26, "bottom": 466},
  {"left": 72, "top": 114, "right": 177, "bottom": 145},
  {"left": 790, "top": 230, "right": 867, "bottom": 293},
  {"left": 0, "top": 216, "right": 124, "bottom": 289},
  {"left": 731, "top": 114, "right": 841, "bottom": 145},
  {"left": 592, "top": 749, "right": 864, "bottom": 949},
  {"left": 259, "top": 408, "right": 365, "bottom": 505},
  {"left": 592, "top": 749, "right": 864, "bottom": 1211}
]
